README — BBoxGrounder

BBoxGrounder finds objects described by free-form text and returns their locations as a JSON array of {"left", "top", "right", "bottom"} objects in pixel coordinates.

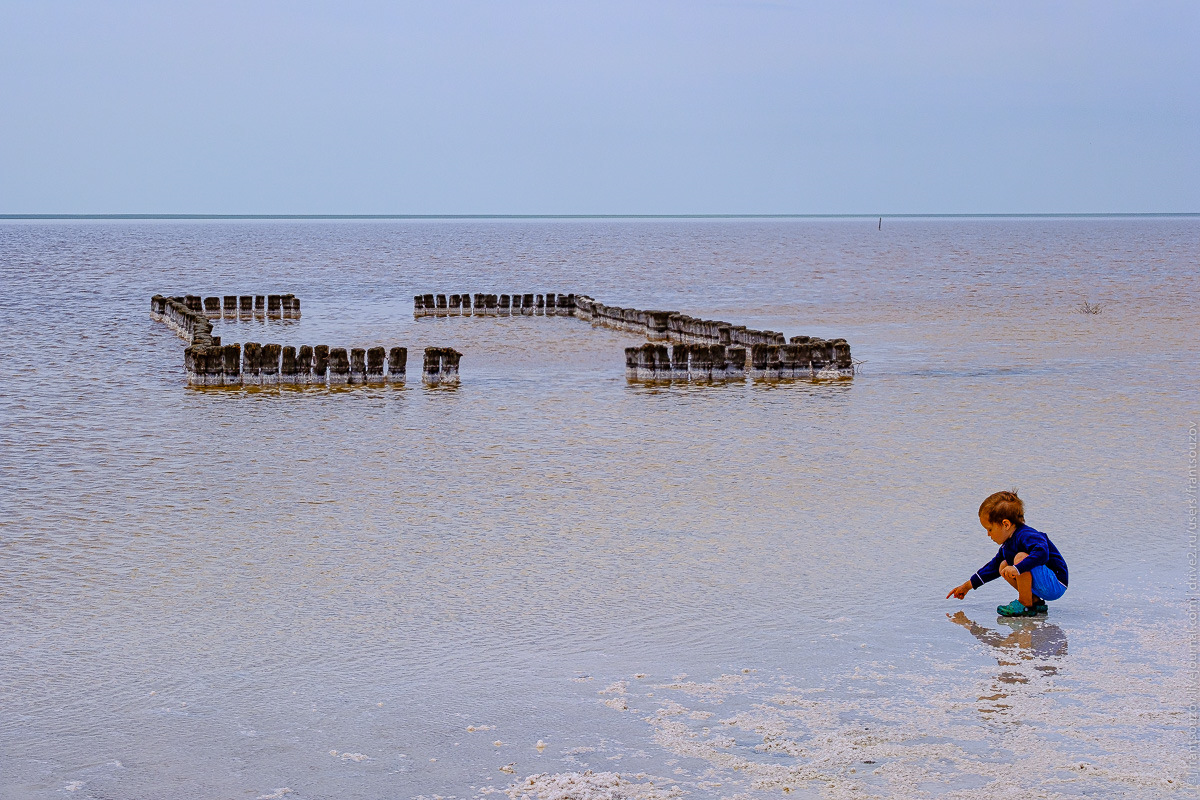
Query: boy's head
[{"left": 978, "top": 490, "right": 1024, "bottom": 544}]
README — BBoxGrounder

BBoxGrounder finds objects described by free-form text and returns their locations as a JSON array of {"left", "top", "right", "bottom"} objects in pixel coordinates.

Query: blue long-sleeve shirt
[{"left": 970, "top": 523, "right": 1068, "bottom": 590}]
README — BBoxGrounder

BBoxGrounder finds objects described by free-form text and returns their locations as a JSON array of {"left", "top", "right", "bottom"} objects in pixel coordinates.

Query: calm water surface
[{"left": 0, "top": 218, "right": 1196, "bottom": 799}]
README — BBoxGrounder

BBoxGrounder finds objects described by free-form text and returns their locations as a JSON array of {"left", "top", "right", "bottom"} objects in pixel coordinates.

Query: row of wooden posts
[
  {"left": 193, "top": 294, "right": 301, "bottom": 318},
  {"left": 414, "top": 292, "right": 855, "bottom": 378},
  {"left": 625, "top": 341, "right": 851, "bottom": 381},
  {"left": 154, "top": 290, "right": 854, "bottom": 386},
  {"left": 153, "top": 295, "right": 459, "bottom": 386},
  {"left": 414, "top": 292, "right": 577, "bottom": 315},
  {"left": 182, "top": 343, "right": 462, "bottom": 386}
]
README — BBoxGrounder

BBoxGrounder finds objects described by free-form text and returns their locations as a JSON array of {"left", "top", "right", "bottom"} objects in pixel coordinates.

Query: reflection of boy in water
[
  {"left": 948, "top": 611, "right": 1068, "bottom": 674},
  {"left": 945, "top": 491, "right": 1069, "bottom": 617},
  {"left": 949, "top": 611, "right": 1067, "bottom": 718}
]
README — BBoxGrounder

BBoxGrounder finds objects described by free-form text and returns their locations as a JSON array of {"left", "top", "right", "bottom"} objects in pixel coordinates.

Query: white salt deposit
[
  {"left": 497, "top": 771, "right": 684, "bottom": 800},
  {"left": 567, "top": 605, "right": 1192, "bottom": 799},
  {"left": 256, "top": 789, "right": 293, "bottom": 800}
]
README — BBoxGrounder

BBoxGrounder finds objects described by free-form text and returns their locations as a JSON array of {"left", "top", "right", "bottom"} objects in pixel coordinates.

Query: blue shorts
[{"left": 1029, "top": 565, "right": 1067, "bottom": 602}]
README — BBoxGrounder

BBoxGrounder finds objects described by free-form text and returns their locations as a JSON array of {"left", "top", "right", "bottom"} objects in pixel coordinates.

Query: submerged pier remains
[
  {"left": 412, "top": 292, "right": 854, "bottom": 380},
  {"left": 152, "top": 287, "right": 851, "bottom": 387},
  {"left": 152, "top": 294, "right": 452, "bottom": 388}
]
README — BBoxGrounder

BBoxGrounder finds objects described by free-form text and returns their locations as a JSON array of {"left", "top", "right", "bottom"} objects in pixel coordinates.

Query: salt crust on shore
[
  {"left": 495, "top": 597, "right": 1188, "bottom": 800},
  {"left": 496, "top": 771, "right": 684, "bottom": 800}
]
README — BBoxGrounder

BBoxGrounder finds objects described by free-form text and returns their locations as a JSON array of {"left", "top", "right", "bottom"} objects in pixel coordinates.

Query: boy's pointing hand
[{"left": 946, "top": 581, "right": 971, "bottom": 600}]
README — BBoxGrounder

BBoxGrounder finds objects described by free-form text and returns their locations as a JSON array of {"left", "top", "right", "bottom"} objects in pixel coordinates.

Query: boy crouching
[{"left": 946, "top": 491, "right": 1069, "bottom": 617}]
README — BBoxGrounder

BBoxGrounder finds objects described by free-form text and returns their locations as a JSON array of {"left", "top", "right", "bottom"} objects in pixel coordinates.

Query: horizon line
[{"left": 1, "top": 212, "right": 1197, "bottom": 221}]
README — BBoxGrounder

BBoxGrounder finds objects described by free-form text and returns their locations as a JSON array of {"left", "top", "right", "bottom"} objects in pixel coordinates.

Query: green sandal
[{"left": 997, "top": 599, "right": 1039, "bottom": 617}]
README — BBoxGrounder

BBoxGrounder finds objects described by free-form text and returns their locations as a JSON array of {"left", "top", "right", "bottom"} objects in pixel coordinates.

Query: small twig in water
[{"left": 1077, "top": 300, "right": 1103, "bottom": 315}]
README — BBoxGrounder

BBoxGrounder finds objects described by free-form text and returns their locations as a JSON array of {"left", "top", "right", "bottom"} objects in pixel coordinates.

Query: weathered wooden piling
[
  {"left": 349, "top": 348, "right": 366, "bottom": 384},
  {"left": 724, "top": 346, "right": 746, "bottom": 379},
  {"left": 261, "top": 343, "right": 281, "bottom": 384},
  {"left": 521, "top": 293, "right": 534, "bottom": 315},
  {"left": 204, "top": 297, "right": 220, "bottom": 316},
  {"left": 277, "top": 346, "right": 294, "bottom": 385},
  {"left": 690, "top": 343, "right": 713, "bottom": 381},
  {"left": 223, "top": 295, "right": 237, "bottom": 317},
  {"left": 327, "top": 347, "right": 350, "bottom": 385},
  {"left": 254, "top": 295, "right": 265, "bottom": 316},
  {"left": 422, "top": 347, "right": 462, "bottom": 384},
  {"left": 625, "top": 346, "right": 639, "bottom": 379},
  {"left": 183, "top": 345, "right": 202, "bottom": 384},
  {"left": 646, "top": 311, "right": 671, "bottom": 341},
  {"left": 239, "top": 295, "right": 253, "bottom": 316},
  {"left": 366, "top": 346, "right": 386, "bottom": 384},
  {"left": 388, "top": 346, "right": 407, "bottom": 382},
  {"left": 243, "top": 342, "right": 262, "bottom": 385},
  {"left": 499, "top": 294, "right": 511, "bottom": 314},
  {"left": 223, "top": 343, "right": 242, "bottom": 384},
  {"left": 575, "top": 295, "right": 594, "bottom": 319},
  {"left": 267, "top": 295, "right": 281, "bottom": 318},
  {"left": 832, "top": 339, "right": 853, "bottom": 373},
  {"left": 296, "top": 345, "right": 313, "bottom": 384},
  {"left": 422, "top": 348, "right": 441, "bottom": 381},
  {"left": 671, "top": 343, "right": 690, "bottom": 377},
  {"left": 436, "top": 294, "right": 448, "bottom": 315},
  {"left": 187, "top": 345, "right": 220, "bottom": 388},
  {"left": 749, "top": 344, "right": 770, "bottom": 379},
  {"left": 632, "top": 342, "right": 668, "bottom": 380},
  {"left": 484, "top": 294, "right": 497, "bottom": 315},
  {"left": 183, "top": 345, "right": 197, "bottom": 383},
  {"left": 312, "top": 345, "right": 329, "bottom": 384},
  {"left": 442, "top": 348, "right": 461, "bottom": 379},
  {"left": 766, "top": 345, "right": 783, "bottom": 380}
]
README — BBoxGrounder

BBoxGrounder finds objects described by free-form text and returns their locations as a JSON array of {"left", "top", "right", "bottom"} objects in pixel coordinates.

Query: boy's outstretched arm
[{"left": 946, "top": 580, "right": 972, "bottom": 600}]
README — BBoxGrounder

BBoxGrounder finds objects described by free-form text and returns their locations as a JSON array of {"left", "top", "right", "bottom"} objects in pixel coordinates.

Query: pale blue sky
[{"left": 1, "top": 1, "right": 1196, "bottom": 214}]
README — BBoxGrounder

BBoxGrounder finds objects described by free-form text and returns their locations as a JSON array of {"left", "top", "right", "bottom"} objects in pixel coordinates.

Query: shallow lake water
[{"left": 0, "top": 217, "right": 1196, "bottom": 799}]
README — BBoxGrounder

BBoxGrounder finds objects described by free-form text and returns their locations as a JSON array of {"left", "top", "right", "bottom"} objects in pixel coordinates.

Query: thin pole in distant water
[{"left": 878, "top": 217, "right": 882, "bottom": 230}]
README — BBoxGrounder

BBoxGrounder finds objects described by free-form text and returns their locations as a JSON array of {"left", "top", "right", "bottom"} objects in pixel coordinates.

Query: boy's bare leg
[{"left": 1000, "top": 553, "right": 1036, "bottom": 607}]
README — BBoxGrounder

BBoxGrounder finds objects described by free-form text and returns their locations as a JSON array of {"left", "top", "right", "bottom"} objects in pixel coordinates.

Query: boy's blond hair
[{"left": 979, "top": 490, "right": 1025, "bottom": 526}]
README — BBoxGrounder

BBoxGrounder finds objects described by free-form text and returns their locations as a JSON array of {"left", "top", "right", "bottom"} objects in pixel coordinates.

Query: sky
[{"left": 0, "top": 1, "right": 1196, "bottom": 215}]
